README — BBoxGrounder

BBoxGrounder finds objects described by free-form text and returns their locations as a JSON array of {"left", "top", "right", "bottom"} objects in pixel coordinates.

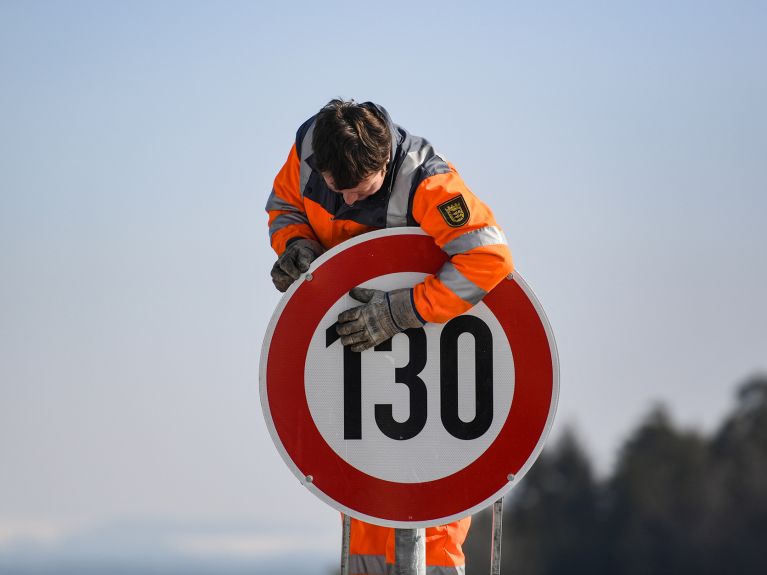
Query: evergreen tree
[
  {"left": 465, "top": 427, "right": 602, "bottom": 575},
  {"left": 706, "top": 375, "right": 767, "bottom": 573},
  {"left": 464, "top": 376, "right": 767, "bottom": 575},
  {"left": 604, "top": 405, "right": 708, "bottom": 575}
]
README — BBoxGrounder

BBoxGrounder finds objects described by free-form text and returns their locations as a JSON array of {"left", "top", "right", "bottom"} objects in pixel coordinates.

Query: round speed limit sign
[{"left": 260, "top": 229, "right": 559, "bottom": 528}]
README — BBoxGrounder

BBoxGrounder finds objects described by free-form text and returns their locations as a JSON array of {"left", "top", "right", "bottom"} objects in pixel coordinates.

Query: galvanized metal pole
[
  {"left": 341, "top": 514, "right": 352, "bottom": 575},
  {"left": 490, "top": 499, "right": 504, "bottom": 575},
  {"left": 394, "top": 528, "right": 426, "bottom": 575}
]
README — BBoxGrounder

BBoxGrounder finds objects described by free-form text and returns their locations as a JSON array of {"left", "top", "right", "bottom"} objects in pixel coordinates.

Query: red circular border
[{"left": 265, "top": 233, "right": 554, "bottom": 523}]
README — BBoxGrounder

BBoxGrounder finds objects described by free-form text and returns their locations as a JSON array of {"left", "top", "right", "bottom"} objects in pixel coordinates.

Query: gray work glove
[
  {"left": 336, "top": 287, "right": 424, "bottom": 352},
  {"left": 271, "top": 238, "right": 324, "bottom": 292}
]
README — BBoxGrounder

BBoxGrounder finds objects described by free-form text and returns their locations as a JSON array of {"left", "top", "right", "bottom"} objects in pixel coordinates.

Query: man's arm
[
  {"left": 336, "top": 167, "right": 512, "bottom": 351},
  {"left": 265, "top": 144, "right": 321, "bottom": 255},
  {"left": 266, "top": 144, "right": 324, "bottom": 291},
  {"left": 410, "top": 166, "right": 513, "bottom": 323}
]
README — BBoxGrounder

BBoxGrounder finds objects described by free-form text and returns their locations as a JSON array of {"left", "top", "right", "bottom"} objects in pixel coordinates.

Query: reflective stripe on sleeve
[
  {"left": 437, "top": 262, "right": 487, "bottom": 305},
  {"left": 265, "top": 188, "right": 299, "bottom": 212},
  {"left": 268, "top": 212, "right": 310, "bottom": 238},
  {"left": 350, "top": 553, "right": 387, "bottom": 574},
  {"left": 299, "top": 122, "right": 316, "bottom": 196},
  {"left": 441, "top": 226, "right": 508, "bottom": 256}
]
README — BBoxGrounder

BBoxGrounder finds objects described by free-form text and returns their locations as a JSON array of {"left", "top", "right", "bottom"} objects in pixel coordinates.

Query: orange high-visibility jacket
[
  {"left": 266, "top": 103, "right": 513, "bottom": 324},
  {"left": 266, "top": 104, "right": 513, "bottom": 573},
  {"left": 348, "top": 518, "right": 472, "bottom": 575}
]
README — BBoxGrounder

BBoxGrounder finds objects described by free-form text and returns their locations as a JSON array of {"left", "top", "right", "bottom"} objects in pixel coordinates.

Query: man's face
[{"left": 322, "top": 168, "right": 386, "bottom": 206}]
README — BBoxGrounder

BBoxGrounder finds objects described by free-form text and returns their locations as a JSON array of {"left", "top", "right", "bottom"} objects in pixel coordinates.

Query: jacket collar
[{"left": 367, "top": 102, "right": 399, "bottom": 165}]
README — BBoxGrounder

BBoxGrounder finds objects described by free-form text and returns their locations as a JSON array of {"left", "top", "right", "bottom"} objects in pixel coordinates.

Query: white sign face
[
  {"left": 260, "top": 228, "right": 559, "bottom": 528},
  {"left": 305, "top": 272, "right": 515, "bottom": 483}
]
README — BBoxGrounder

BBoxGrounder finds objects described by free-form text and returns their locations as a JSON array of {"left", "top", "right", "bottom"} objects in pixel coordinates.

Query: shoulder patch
[{"left": 437, "top": 195, "right": 470, "bottom": 227}]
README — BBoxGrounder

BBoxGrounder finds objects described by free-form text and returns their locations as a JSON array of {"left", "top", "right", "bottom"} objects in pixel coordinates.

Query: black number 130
[{"left": 325, "top": 316, "right": 493, "bottom": 441}]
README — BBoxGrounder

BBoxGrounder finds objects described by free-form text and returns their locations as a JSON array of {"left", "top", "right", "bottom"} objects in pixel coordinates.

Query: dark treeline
[{"left": 464, "top": 374, "right": 767, "bottom": 575}]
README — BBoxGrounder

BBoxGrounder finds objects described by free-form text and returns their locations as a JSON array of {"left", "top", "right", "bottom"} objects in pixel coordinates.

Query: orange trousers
[{"left": 349, "top": 517, "right": 471, "bottom": 575}]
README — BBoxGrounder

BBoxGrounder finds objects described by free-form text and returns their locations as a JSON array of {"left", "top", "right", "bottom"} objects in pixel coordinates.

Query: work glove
[
  {"left": 337, "top": 287, "right": 424, "bottom": 352},
  {"left": 271, "top": 238, "right": 324, "bottom": 292}
]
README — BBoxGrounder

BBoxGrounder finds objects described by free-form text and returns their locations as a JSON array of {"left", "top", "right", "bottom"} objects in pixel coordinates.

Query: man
[{"left": 266, "top": 99, "right": 513, "bottom": 575}]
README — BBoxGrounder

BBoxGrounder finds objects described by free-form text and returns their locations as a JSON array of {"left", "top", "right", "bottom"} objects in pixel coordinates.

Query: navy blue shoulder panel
[
  {"left": 295, "top": 115, "right": 317, "bottom": 157},
  {"left": 419, "top": 153, "right": 451, "bottom": 180}
]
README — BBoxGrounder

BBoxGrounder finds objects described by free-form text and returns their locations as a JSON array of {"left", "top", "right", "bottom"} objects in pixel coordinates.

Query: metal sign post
[
  {"left": 394, "top": 528, "right": 426, "bottom": 575},
  {"left": 490, "top": 498, "right": 504, "bottom": 575},
  {"left": 341, "top": 514, "right": 352, "bottom": 575}
]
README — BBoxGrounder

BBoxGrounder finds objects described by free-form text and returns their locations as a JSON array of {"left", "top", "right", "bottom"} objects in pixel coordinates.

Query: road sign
[{"left": 260, "top": 228, "right": 559, "bottom": 528}]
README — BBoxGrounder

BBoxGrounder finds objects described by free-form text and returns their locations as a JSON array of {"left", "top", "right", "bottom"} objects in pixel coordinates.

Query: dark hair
[{"left": 312, "top": 99, "right": 391, "bottom": 190}]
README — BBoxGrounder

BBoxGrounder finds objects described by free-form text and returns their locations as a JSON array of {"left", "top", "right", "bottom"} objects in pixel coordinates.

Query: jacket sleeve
[
  {"left": 410, "top": 166, "right": 513, "bottom": 324},
  {"left": 265, "top": 144, "right": 320, "bottom": 256}
]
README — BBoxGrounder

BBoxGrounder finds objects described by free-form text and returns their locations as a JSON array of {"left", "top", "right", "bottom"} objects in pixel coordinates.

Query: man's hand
[
  {"left": 336, "top": 287, "right": 424, "bottom": 352},
  {"left": 271, "top": 238, "right": 324, "bottom": 292}
]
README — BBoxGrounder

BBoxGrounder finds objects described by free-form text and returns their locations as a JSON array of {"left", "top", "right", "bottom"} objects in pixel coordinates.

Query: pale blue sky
[{"left": 1, "top": 0, "right": 765, "bottom": 566}]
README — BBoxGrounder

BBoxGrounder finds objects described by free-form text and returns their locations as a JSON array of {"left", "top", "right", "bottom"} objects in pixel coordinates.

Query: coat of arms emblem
[{"left": 437, "top": 195, "right": 470, "bottom": 227}]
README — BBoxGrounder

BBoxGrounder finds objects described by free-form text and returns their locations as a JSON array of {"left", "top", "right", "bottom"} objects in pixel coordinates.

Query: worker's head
[{"left": 313, "top": 99, "right": 391, "bottom": 206}]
